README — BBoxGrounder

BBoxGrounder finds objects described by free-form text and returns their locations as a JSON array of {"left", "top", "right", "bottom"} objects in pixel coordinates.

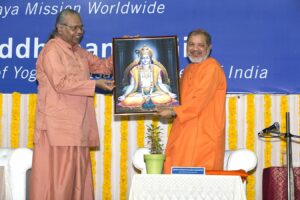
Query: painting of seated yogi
[{"left": 118, "top": 44, "right": 178, "bottom": 110}]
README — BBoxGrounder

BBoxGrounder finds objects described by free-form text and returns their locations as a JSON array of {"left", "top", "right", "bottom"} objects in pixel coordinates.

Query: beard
[
  {"left": 187, "top": 50, "right": 210, "bottom": 63},
  {"left": 188, "top": 54, "right": 208, "bottom": 63}
]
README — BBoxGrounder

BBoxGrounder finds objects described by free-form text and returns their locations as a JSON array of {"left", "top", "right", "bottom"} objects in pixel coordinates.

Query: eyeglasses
[{"left": 61, "top": 23, "right": 84, "bottom": 31}]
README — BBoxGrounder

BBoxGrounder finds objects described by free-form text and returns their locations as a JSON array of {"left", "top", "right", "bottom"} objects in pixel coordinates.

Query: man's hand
[
  {"left": 156, "top": 108, "right": 176, "bottom": 119},
  {"left": 95, "top": 79, "right": 115, "bottom": 91}
]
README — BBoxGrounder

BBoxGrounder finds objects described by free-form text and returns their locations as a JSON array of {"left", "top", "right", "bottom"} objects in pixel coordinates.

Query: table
[
  {"left": 129, "top": 174, "right": 246, "bottom": 200},
  {"left": 263, "top": 167, "right": 300, "bottom": 200}
]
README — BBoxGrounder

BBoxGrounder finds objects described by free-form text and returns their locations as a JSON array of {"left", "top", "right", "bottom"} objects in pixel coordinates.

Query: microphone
[{"left": 258, "top": 122, "right": 280, "bottom": 136}]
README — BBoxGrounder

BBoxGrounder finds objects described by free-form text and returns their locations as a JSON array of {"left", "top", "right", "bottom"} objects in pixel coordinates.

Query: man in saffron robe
[
  {"left": 157, "top": 29, "right": 227, "bottom": 174},
  {"left": 30, "top": 9, "right": 114, "bottom": 200}
]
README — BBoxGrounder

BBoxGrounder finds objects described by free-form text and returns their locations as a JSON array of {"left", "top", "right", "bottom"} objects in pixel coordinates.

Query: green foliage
[{"left": 146, "top": 124, "right": 164, "bottom": 154}]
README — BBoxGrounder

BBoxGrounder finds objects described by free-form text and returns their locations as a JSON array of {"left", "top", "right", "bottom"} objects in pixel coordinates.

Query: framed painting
[{"left": 113, "top": 36, "right": 180, "bottom": 115}]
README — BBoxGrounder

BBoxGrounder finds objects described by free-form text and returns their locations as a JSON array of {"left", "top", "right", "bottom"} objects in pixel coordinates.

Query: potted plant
[{"left": 144, "top": 124, "right": 165, "bottom": 174}]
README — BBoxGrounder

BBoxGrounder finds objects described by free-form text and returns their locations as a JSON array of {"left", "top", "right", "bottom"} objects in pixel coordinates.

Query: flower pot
[{"left": 144, "top": 154, "right": 165, "bottom": 174}]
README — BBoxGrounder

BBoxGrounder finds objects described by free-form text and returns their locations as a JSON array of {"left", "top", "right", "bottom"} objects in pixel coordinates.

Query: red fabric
[
  {"left": 206, "top": 169, "right": 248, "bottom": 182},
  {"left": 263, "top": 167, "right": 300, "bottom": 200}
]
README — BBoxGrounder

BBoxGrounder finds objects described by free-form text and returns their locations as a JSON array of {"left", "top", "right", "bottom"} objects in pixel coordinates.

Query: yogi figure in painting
[{"left": 118, "top": 45, "right": 177, "bottom": 109}]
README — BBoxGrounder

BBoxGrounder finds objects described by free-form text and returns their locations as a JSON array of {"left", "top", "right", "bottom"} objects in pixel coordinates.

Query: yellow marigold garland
[
  {"left": 102, "top": 95, "right": 112, "bottom": 199},
  {"left": 27, "top": 94, "right": 36, "bottom": 148},
  {"left": 136, "top": 116, "right": 145, "bottom": 148},
  {"left": 167, "top": 118, "right": 173, "bottom": 137},
  {"left": 246, "top": 94, "right": 255, "bottom": 200},
  {"left": 152, "top": 115, "right": 159, "bottom": 128},
  {"left": 228, "top": 96, "right": 237, "bottom": 150},
  {"left": 94, "top": 95, "right": 97, "bottom": 107},
  {"left": 11, "top": 92, "right": 21, "bottom": 148},
  {"left": 0, "top": 94, "right": 2, "bottom": 147},
  {"left": 280, "top": 96, "right": 288, "bottom": 166},
  {"left": 120, "top": 116, "right": 128, "bottom": 199},
  {"left": 263, "top": 95, "right": 272, "bottom": 167}
]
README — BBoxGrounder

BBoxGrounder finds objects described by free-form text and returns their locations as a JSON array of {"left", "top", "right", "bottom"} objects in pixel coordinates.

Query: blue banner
[{"left": 1, "top": 0, "right": 300, "bottom": 93}]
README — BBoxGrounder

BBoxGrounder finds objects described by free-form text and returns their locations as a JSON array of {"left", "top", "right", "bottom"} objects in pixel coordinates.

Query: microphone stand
[
  {"left": 286, "top": 112, "right": 293, "bottom": 200},
  {"left": 258, "top": 112, "right": 300, "bottom": 200}
]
